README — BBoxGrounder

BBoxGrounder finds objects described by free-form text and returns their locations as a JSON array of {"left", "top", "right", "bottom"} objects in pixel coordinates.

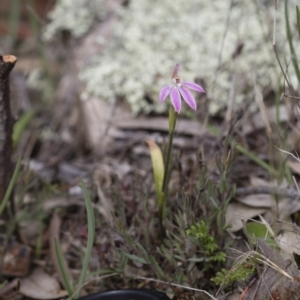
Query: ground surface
[{"left": 1, "top": 1, "right": 300, "bottom": 300}]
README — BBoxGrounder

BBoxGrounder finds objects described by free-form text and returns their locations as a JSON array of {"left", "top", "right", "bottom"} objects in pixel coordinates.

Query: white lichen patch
[
  {"left": 45, "top": 0, "right": 299, "bottom": 114},
  {"left": 43, "top": 0, "right": 107, "bottom": 40}
]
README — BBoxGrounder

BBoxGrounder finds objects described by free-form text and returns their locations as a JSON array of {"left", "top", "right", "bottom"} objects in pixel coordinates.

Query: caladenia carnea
[{"left": 148, "top": 63, "right": 205, "bottom": 233}]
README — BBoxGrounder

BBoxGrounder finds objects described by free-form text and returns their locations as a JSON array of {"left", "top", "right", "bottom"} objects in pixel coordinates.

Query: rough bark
[{"left": 0, "top": 54, "right": 17, "bottom": 203}]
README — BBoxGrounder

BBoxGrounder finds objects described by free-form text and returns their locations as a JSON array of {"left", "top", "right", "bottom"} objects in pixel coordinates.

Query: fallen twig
[{"left": 0, "top": 55, "right": 17, "bottom": 206}]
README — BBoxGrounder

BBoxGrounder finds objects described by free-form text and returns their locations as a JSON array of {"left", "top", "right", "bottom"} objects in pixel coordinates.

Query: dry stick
[{"left": 0, "top": 55, "right": 17, "bottom": 207}]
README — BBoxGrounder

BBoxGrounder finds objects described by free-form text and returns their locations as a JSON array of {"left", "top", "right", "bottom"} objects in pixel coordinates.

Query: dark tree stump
[{"left": 0, "top": 55, "right": 17, "bottom": 203}]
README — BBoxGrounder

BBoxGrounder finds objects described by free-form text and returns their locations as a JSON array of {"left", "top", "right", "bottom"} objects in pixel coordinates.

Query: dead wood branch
[{"left": 0, "top": 55, "right": 17, "bottom": 203}]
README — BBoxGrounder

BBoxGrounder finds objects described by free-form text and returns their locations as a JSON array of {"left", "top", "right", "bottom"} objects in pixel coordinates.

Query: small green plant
[
  {"left": 245, "top": 222, "right": 276, "bottom": 247},
  {"left": 148, "top": 63, "right": 205, "bottom": 231},
  {"left": 211, "top": 260, "right": 256, "bottom": 286},
  {"left": 55, "top": 179, "right": 95, "bottom": 299},
  {"left": 186, "top": 221, "right": 226, "bottom": 263}
]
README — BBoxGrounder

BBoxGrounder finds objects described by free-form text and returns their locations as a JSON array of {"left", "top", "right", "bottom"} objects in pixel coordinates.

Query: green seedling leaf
[
  {"left": 0, "top": 156, "right": 21, "bottom": 215},
  {"left": 146, "top": 139, "right": 165, "bottom": 215},
  {"left": 211, "top": 263, "right": 255, "bottom": 286},
  {"left": 12, "top": 110, "right": 34, "bottom": 149},
  {"left": 149, "top": 255, "right": 164, "bottom": 278},
  {"left": 75, "top": 180, "right": 96, "bottom": 298},
  {"left": 0, "top": 281, "right": 7, "bottom": 290},
  {"left": 54, "top": 238, "right": 73, "bottom": 297},
  {"left": 187, "top": 261, "right": 196, "bottom": 272},
  {"left": 136, "top": 242, "right": 150, "bottom": 262},
  {"left": 187, "top": 257, "right": 205, "bottom": 262},
  {"left": 245, "top": 222, "right": 275, "bottom": 247},
  {"left": 119, "top": 251, "right": 128, "bottom": 270},
  {"left": 275, "top": 230, "right": 300, "bottom": 255},
  {"left": 122, "top": 252, "right": 148, "bottom": 265}
]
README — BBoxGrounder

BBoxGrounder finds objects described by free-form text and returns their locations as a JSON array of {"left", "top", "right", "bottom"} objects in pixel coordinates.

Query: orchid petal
[
  {"left": 179, "top": 86, "right": 197, "bottom": 110},
  {"left": 170, "top": 87, "right": 181, "bottom": 113},
  {"left": 171, "top": 63, "right": 180, "bottom": 79},
  {"left": 159, "top": 85, "right": 171, "bottom": 101},
  {"left": 182, "top": 81, "right": 205, "bottom": 93}
]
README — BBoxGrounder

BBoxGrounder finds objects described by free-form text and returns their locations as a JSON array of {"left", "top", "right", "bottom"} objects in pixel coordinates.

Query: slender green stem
[
  {"left": 75, "top": 179, "right": 95, "bottom": 298},
  {"left": 54, "top": 238, "right": 74, "bottom": 297},
  {"left": 162, "top": 130, "right": 175, "bottom": 194},
  {"left": 285, "top": 0, "right": 300, "bottom": 84},
  {"left": 160, "top": 107, "right": 178, "bottom": 226},
  {"left": 0, "top": 157, "right": 21, "bottom": 215},
  {"left": 162, "top": 108, "right": 177, "bottom": 195}
]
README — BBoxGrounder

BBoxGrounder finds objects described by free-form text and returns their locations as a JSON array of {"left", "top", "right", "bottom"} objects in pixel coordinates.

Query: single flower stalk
[
  {"left": 159, "top": 63, "right": 205, "bottom": 113},
  {"left": 153, "top": 63, "right": 205, "bottom": 232}
]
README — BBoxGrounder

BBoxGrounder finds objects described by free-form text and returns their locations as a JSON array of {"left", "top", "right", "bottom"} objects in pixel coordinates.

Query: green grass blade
[
  {"left": 297, "top": 6, "right": 300, "bottom": 39},
  {"left": 12, "top": 110, "right": 35, "bottom": 149},
  {"left": 285, "top": 0, "right": 300, "bottom": 84},
  {"left": 8, "top": 0, "right": 21, "bottom": 44},
  {"left": 206, "top": 125, "right": 278, "bottom": 177},
  {"left": 54, "top": 238, "right": 74, "bottom": 297},
  {"left": 235, "top": 144, "right": 278, "bottom": 177},
  {"left": 0, "top": 157, "right": 21, "bottom": 215},
  {"left": 148, "top": 255, "right": 164, "bottom": 278},
  {"left": 122, "top": 252, "right": 148, "bottom": 265},
  {"left": 75, "top": 180, "right": 95, "bottom": 298}
]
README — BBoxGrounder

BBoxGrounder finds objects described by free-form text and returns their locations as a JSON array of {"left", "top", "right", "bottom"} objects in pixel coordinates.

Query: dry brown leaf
[
  {"left": 273, "top": 221, "right": 300, "bottom": 255},
  {"left": 116, "top": 117, "right": 208, "bottom": 136},
  {"left": 287, "top": 160, "right": 300, "bottom": 175},
  {"left": 244, "top": 240, "right": 300, "bottom": 300},
  {"left": 275, "top": 231, "right": 300, "bottom": 255},
  {"left": 236, "top": 194, "right": 273, "bottom": 208},
  {"left": 20, "top": 267, "right": 68, "bottom": 299},
  {"left": 0, "top": 235, "right": 32, "bottom": 277},
  {"left": 236, "top": 177, "right": 289, "bottom": 208},
  {"left": 249, "top": 176, "right": 288, "bottom": 189},
  {"left": 226, "top": 203, "right": 267, "bottom": 232},
  {"left": 0, "top": 279, "right": 20, "bottom": 300},
  {"left": 42, "top": 197, "right": 83, "bottom": 212},
  {"left": 249, "top": 176, "right": 269, "bottom": 186}
]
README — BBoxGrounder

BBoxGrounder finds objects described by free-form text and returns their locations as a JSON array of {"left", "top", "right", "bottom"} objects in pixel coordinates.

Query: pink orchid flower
[{"left": 159, "top": 63, "right": 205, "bottom": 113}]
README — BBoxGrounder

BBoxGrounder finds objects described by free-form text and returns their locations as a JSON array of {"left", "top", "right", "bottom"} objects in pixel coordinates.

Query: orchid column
[{"left": 156, "top": 63, "right": 205, "bottom": 225}]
